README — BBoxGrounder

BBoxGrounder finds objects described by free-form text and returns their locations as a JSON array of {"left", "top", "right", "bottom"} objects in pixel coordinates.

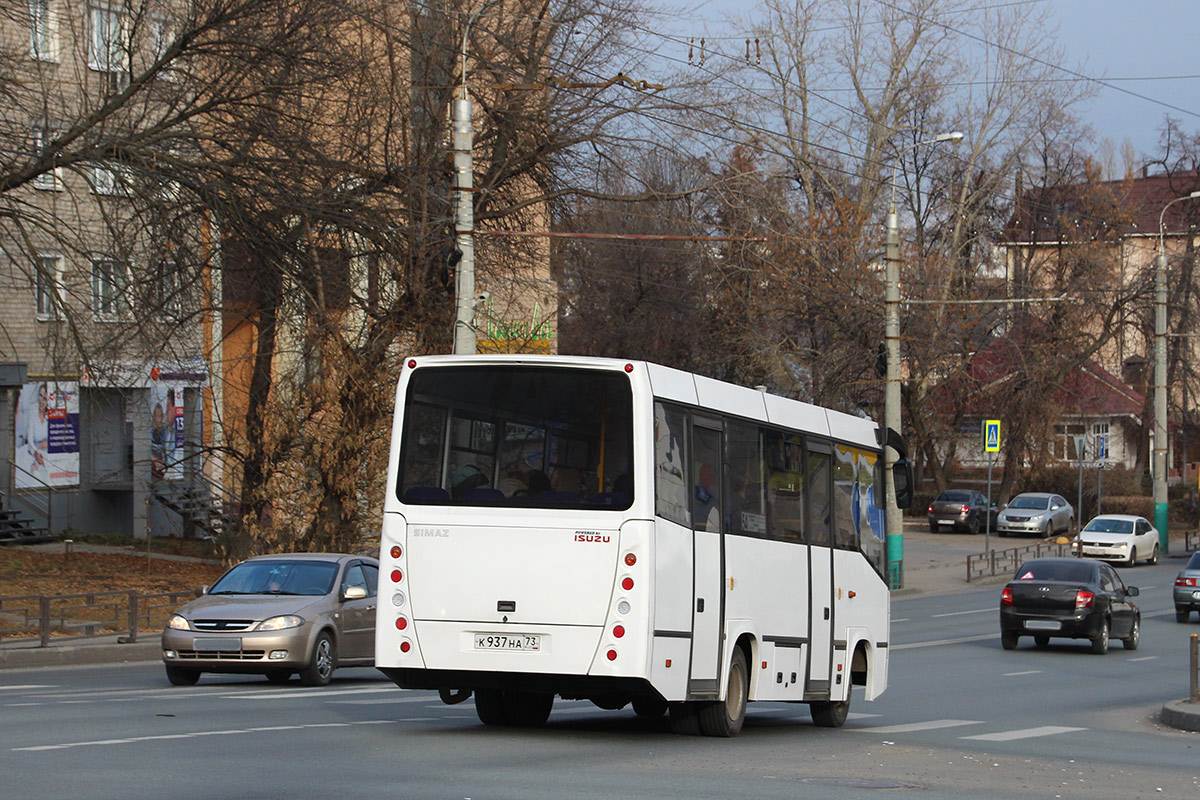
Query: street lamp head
[{"left": 935, "top": 131, "right": 965, "bottom": 144}]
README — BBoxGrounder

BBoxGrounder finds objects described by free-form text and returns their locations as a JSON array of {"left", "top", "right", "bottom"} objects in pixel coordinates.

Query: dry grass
[{"left": 0, "top": 546, "right": 225, "bottom": 599}]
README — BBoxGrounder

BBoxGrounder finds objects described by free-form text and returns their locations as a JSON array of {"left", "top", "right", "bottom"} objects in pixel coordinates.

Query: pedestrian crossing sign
[{"left": 984, "top": 419, "right": 1001, "bottom": 453}]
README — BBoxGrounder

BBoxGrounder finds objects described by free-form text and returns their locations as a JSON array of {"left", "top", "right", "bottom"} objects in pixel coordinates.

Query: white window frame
[
  {"left": 88, "top": 4, "right": 124, "bottom": 70},
  {"left": 29, "top": 0, "right": 58, "bottom": 61},
  {"left": 35, "top": 253, "right": 64, "bottom": 320},
  {"left": 91, "top": 162, "right": 130, "bottom": 195},
  {"left": 91, "top": 256, "right": 129, "bottom": 320},
  {"left": 149, "top": 14, "right": 180, "bottom": 80},
  {"left": 32, "top": 123, "right": 62, "bottom": 191}
]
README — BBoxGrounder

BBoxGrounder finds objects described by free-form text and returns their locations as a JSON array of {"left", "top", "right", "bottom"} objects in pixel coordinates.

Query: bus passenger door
[
  {"left": 806, "top": 445, "right": 834, "bottom": 693},
  {"left": 689, "top": 422, "right": 724, "bottom": 697}
]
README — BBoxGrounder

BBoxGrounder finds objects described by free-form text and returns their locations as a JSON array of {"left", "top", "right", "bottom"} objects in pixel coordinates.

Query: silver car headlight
[
  {"left": 1029, "top": 513, "right": 1045, "bottom": 521},
  {"left": 256, "top": 615, "right": 304, "bottom": 632},
  {"left": 167, "top": 614, "right": 191, "bottom": 631},
  {"left": 1115, "top": 542, "right": 1128, "bottom": 549}
]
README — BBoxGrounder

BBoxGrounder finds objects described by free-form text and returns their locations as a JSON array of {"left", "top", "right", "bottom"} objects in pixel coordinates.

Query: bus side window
[
  {"left": 765, "top": 431, "right": 805, "bottom": 543},
  {"left": 725, "top": 421, "right": 766, "bottom": 538},
  {"left": 833, "top": 446, "right": 857, "bottom": 550},
  {"left": 807, "top": 448, "right": 831, "bottom": 547},
  {"left": 654, "top": 403, "right": 690, "bottom": 526},
  {"left": 691, "top": 424, "right": 722, "bottom": 532}
]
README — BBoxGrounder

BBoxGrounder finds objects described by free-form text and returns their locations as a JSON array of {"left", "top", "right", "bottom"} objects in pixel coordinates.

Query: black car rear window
[
  {"left": 1187, "top": 551, "right": 1200, "bottom": 570},
  {"left": 1014, "top": 561, "right": 1095, "bottom": 583},
  {"left": 937, "top": 491, "right": 972, "bottom": 502}
]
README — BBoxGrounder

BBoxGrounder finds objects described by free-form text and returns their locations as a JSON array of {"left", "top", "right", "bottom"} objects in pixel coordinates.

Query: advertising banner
[
  {"left": 150, "top": 383, "right": 184, "bottom": 481},
  {"left": 14, "top": 380, "right": 80, "bottom": 488}
]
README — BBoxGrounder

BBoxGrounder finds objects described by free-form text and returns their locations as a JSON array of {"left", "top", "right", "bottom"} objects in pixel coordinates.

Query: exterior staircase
[
  {"left": 152, "top": 473, "right": 240, "bottom": 542},
  {"left": 0, "top": 490, "right": 53, "bottom": 544}
]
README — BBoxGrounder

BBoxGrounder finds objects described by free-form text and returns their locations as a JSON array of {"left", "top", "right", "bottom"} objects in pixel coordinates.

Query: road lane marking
[
  {"left": 13, "top": 720, "right": 394, "bottom": 751},
  {"left": 931, "top": 609, "right": 993, "bottom": 618},
  {"left": 1002, "top": 670, "right": 1042, "bottom": 676},
  {"left": 1127, "top": 656, "right": 1158, "bottom": 662},
  {"left": 892, "top": 618, "right": 910, "bottom": 623},
  {"left": 0, "top": 685, "right": 55, "bottom": 691},
  {"left": 962, "top": 725, "right": 1084, "bottom": 741},
  {"left": 893, "top": 634, "right": 997, "bottom": 649},
  {"left": 225, "top": 686, "right": 417, "bottom": 700},
  {"left": 853, "top": 719, "right": 983, "bottom": 733}
]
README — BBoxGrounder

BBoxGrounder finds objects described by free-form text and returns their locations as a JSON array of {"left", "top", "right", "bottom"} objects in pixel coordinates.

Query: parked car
[
  {"left": 1173, "top": 550, "right": 1200, "bottom": 623},
  {"left": 1073, "top": 514, "right": 1159, "bottom": 566},
  {"left": 996, "top": 492, "right": 1074, "bottom": 538},
  {"left": 161, "top": 553, "right": 379, "bottom": 686},
  {"left": 927, "top": 490, "right": 999, "bottom": 534},
  {"left": 999, "top": 557, "right": 1140, "bottom": 653}
]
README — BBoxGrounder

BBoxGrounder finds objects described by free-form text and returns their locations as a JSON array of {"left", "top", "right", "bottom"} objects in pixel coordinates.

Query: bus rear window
[{"left": 397, "top": 366, "right": 634, "bottom": 510}]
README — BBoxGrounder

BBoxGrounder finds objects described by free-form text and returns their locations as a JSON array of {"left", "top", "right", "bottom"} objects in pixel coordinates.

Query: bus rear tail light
[
  {"left": 1075, "top": 590, "right": 1094, "bottom": 610},
  {"left": 613, "top": 625, "right": 625, "bottom": 638},
  {"left": 1001, "top": 587, "right": 1013, "bottom": 606},
  {"left": 400, "top": 640, "right": 412, "bottom": 653},
  {"left": 621, "top": 577, "right": 634, "bottom": 591},
  {"left": 390, "top": 545, "right": 402, "bottom": 559},
  {"left": 391, "top": 569, "right": 403, "bottom": 583},
  {"left": 624, "top": 553, "right": 637, "bottom": 567},
  {"left": 395, "top": 617, "right": 408, "bottom": 631},
  {"left": 606, "top": 649, "right": 618, "bottom": 661}
]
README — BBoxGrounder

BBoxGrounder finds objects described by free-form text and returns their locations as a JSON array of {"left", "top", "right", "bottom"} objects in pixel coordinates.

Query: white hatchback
[{"left": 1074, "top": 514, "right": 1160, "bottom": 566}]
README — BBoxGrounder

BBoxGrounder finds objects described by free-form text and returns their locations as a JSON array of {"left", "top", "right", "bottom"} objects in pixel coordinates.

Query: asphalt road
[{"left": 3, "top": 555, "right": 1198, "bottom": 800}]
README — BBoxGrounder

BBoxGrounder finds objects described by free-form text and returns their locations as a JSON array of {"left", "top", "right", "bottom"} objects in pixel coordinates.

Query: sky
[{"left": 669, "top": 0, "right": 1200, "bottom": 163}]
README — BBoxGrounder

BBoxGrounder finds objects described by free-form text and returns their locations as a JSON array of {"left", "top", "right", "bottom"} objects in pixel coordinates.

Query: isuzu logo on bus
[{"left": 574, "top": 531, "right": 610, "bottom": 543}]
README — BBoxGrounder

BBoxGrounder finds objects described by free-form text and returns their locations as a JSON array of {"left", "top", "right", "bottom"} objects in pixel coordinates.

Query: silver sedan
[{"left": 996, "top": 492, "right": 1074, "bottom": 538}]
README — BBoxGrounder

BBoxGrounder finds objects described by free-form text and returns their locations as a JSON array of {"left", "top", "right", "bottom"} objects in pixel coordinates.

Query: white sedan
[{"left": 1074, "top": 514, "right": 1160, "bottom": 566}]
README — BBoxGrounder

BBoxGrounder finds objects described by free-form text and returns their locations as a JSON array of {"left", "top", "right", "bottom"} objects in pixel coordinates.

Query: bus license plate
[{"left": 474, "top": 634, "right": 540, "bottom": 651}]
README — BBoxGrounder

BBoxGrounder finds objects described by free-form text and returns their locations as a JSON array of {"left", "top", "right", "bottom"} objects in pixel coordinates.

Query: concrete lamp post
[
  {"left": 883, "top": 130, "right": 964, "bottom": 587},
  {"left": 1153, "top": 190, "right": 1200, "bottom": 553}
]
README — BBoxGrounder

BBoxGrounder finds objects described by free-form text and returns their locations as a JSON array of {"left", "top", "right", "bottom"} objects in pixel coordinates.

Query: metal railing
[
  {"left": 0, "top": 589, "right": 197, "bottom": 646},
  {"left": 6, "top": 459, "right": 52, "bottom": 534},
  {"left": 966, "top": 539, "right": 1075, "bottom": 582}
]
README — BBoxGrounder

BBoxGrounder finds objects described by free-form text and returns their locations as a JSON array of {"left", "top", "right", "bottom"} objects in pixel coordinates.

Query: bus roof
[{"left": 399, "top": 354, "right": 881, "bottom": 450}]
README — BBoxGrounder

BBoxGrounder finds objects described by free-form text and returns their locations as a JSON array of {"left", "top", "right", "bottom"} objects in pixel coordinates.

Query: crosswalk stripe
[{"left": 962, "top": 725, "right": 1084, "bottom": 741}]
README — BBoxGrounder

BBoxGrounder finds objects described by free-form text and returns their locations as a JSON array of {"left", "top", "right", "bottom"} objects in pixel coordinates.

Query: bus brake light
[
  {"left": 606, "top": 649, "right": 618, "bottom": 661},
  {"left": 621, "top": 577, "right": 634, "bottom": 591},
  {"left": 613, "top": 625, "right": 625, "bottom": 638}
]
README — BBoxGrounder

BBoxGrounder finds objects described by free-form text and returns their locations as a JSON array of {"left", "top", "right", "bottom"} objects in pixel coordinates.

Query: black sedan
[
  {"left": 999, "top": 557, "right": 1139, "bottom": 654},
  {"left": 927, "top": 490, "right": 999, "bottom": 534}
]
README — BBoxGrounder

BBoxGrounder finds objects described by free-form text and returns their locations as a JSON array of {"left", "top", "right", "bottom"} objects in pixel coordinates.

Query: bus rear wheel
[
  {"left": 699, "top": 649, "right": 748, "bottom": 737},
  {"left": 503, "top": 691, "right": 553, "bottom": 727},
  {"left": 810, "top": 696, "right": 850, "bottom": 728},
  {"left": 474, "top": 689, "right": 509, "bottom": 725}
]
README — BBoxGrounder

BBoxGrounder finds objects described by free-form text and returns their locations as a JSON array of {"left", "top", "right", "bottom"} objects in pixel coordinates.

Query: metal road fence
[
  {"left": 0, "top": 589, "right": 196, "bottom": 647},
  {"left": 966, "top": 540, "right": 1076, "bottom": 582}
]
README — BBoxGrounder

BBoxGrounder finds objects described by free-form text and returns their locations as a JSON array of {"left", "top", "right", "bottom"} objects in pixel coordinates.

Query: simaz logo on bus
[
  {"left": 412, "top": 527, "right": 450, "bottom": 538},
  {"left": 574, "top": 532, "right": 610, "bottom": 543}
]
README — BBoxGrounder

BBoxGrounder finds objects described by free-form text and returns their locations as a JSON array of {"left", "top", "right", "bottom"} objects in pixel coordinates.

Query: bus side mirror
[{"left": 872, "top": 457, "right": 915, "bottom": 510}]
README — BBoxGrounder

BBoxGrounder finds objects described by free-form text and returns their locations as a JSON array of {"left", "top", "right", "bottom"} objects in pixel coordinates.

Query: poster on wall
[
  {"left": 14, "top": 381, "right": 80, "bottom": 488},
  {"left": 150, "top": 383, "right": 184, "bottom": 481}
]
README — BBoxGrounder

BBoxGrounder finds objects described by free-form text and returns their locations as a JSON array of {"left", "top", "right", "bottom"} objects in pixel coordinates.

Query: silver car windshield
[
  {"left": 1008, "top": 496, "right": 1050, "bottom": 510},
  {"left": 209, "top": 561, "right": 339, "bottom": 596}
]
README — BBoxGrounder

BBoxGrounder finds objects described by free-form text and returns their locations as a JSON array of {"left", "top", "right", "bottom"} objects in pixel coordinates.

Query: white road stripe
[
  {"left": 893, "top": 634, "right": 997, "bottom": 649},
  {"left": 225, "top": 686, "right": 415, "bottom": 701},
  {"left": 931, "top": 608, "right": 993, "bottom": 618},
  {"left": 13, "top": 720, "right": 394, "bottom": 751},
  {"left": 853, "top": 719, "right": 983, "bottom": 734},
  {"left": 1002, "top": 670, "right": 1042, "bottom": 677},
  {"left": 962, "top": 725, "right": 1084, "bottom": 742},
  {"left": 1127, "top": 656, "right": 1158, "bottom": 662},
  {"left": 0, "top": 685, "right": 55, "bottom": 691}
]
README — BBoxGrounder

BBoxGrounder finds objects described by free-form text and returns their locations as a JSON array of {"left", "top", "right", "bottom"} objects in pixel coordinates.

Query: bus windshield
[{"left": 397, "top": 365, "right": 634, "bottom": 510}]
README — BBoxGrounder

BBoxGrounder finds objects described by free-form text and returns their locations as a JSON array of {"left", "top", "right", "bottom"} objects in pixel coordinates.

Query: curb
[
  {"left": 1160, "top": 699, "right": 1200, "bottom": 733},
  {"left": 0, "top": 637, "right": 162, "bottom": 670}
]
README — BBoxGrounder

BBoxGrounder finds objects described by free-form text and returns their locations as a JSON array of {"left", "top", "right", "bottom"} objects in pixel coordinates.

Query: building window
[
  {"left": 35, "top": 254, "right": 63, "bottom": 319},
  {"left": 90, "top": 163, "right": 130, "bottom": 195},
  {"left": 156, "top": 259, "right": 182, "bottom": 317},
  {"left": 29, "top": 0, "right": 56, "bottom": 60},
  {"left": 32, "top": 124, "right": 61, "bottom": 190},
  {"left": 88, "top": 5, "right": 123, "bottom": 70},
  {"left": 92, "top": 256, "right": 128, "bottom": 320}
]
